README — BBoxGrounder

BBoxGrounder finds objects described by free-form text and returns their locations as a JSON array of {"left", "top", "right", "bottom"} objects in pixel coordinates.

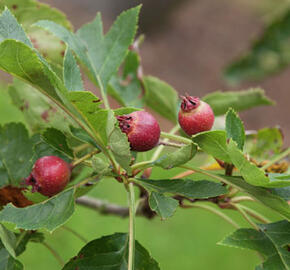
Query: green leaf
[
  {"left": 219, "top": 220, "right": 290, "bottom": 270},
  {"left": 77, "top": 6, "right": 141, "bottom": 88},
  {"left": 91, "top": 156, "right": 113, "bottom": 176},
  {"left": 63, "top": 48, "right": 84, "bottom": 91},
  {"left": 227, "top": 140, "right": 290, "bottom": 187},
  {"left": 192, "top": 130, "right": 231, "bottom": 163},
  {"left": 203, "top": 88, "right": 274, "bottom": 116},
  {"left": 224, "top": 10, "right": 290, "bottom": 83},
  {"left": 0, "top": 39, "right": 62, "bottom": 102},
  {"left": 0, "top": 0, "right": 71, "bottom": 65},
  {"left": 0, "top": 123, "right": 34, "bottom": 186},
  {"left": 135, "top": 178, "right": 227, "bottom": 199},
  {"left": 0, "top": 188, "right": 75, "bottom": 232},
  {"left": 69, "top": 126, "right": 99, "bottom": 149},
  {"left": 9, "top": 79, "right": 76, "bottom": 133},
  {"left": 0, "top": 225, "right": 16, "bottom": 258},
  {"left": 0, "top": 9, "right": 72, "bottom": 109},
  {"left": 221, "top": 175, "right": 290, "bottom": 220},
  {"left": 143, "top": 76, "right": 178, "bottom": 122},
  {"left": 14, "top": 231, "right": 44, "bottom": 256},
  {"left": 37, "top": 6, "right": 141, "bottom": 88},
  {"left": 67, "top": 91, "right": 111, "bottom": 146},
  {"left": 155, "top": 143, "right": 197, "bottom": 169},
  {"left": 0, "top": 7, "right": 31, "bottom": 46},
  {"left": 272, "top": 186, "right": 290, "bottom": 201},
  {"left": 0, "top": 241, "right": 23, "bottom": 270},
  {"left": 42, "top": 128, "right": 74, "bottom": 158},
  {"left": 250, "top": 127, "right": 283, "bottom": 159},
  {"left": 113, "top": 107, "right": 141, "bottom": 116},
  {"left": 149, "top": 192, "right": 178, "bottom": 219},
  {"left": 32, "top": 134, "right": 71, "bottom": 163},
  {"left": 62, "top": 233, "right": 160, "bottom": 270},
  {"left": 108, "top": 51, "right": 143, "bottom": 107},
  {"left": 108, "top": 114, "right": 132, "bottom": 173},
  {"left": 225, "top": 108, "right": 245, "bottom": 150}
]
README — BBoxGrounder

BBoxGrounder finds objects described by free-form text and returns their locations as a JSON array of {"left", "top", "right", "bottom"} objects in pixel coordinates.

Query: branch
[{"left": 76, "top": 196, "right": 129, "bottom": 217}]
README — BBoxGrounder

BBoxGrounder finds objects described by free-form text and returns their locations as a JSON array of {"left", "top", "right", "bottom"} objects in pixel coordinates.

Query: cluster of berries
[{"left": 26, "top": 96, "right": 214, "bottom": 196}]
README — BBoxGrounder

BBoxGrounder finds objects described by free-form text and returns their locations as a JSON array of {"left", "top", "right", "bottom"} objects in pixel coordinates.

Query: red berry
[
  {"left": 178, "top": 95, "right": 214, "bottom": 136},
  {"left": 117, "top": 111, "right": 161, "bottom": 152},
  {"left": 25, "top": 156, "right": 71, "bottom": 197}
]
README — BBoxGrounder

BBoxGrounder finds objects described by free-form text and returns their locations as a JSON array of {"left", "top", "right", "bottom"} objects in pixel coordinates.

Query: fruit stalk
[{"left": 127, "top": 182, "right": 136, "bottom": 270}]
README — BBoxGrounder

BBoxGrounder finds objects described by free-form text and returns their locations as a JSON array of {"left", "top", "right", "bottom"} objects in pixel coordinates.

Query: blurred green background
[{"left": 0, "top": 89, "right": 261, "bottom": 270}]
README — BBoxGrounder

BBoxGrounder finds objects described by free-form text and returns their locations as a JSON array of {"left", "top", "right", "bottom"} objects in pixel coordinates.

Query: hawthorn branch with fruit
[{"left": 0, "top": 2, "right": 289, "bottom": 270}]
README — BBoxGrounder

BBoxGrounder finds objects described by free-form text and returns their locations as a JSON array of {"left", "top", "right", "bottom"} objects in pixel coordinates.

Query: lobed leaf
[{"left": 37, "top": 6, "right": 141, "bottom": 89}]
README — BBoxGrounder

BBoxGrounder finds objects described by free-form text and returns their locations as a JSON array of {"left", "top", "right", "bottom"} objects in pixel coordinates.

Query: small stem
[
  {"left": 231, "top": 203, "right": 259, "bottom": 230},
  {"left": 180, "top": 165, "right": 228, "bottom": 184},
  {"left": 97, "top": 75, "right": 110, "bottom": 109},
  {"left": 131, "top": 161, "right": 152, "bottom": 171},
  {"left": 42, "top": 242, "right": 64, "bottom": 267},
  {"left": 187, "top": 203, "right": 240, "bottom": 229},
  {"left": 127, "top": 182, "right": 136, "bottom": 270},
  {"left": 74, "top": 143, "right": 91, "bottom": 154},
  {"left": 230, "top": 196, "right": 255, "bottom": 203},
  {"left": 151, "top": 125, "right": 180, "bottom": 162},
  {"left": 15, "top": 230, "right": 28, "bottom": 248},
  {"left": 237, "top": 204, "right": 271, "bottom": 224},
  {"left": 71, "top": 149, "right": 100, "bottom": 168},
  {"left": 159, "top": 141, "right": 184, "bottom": 148},
  {"left": 160, "top": 131, "right": 192, "bottom": 145},
  {"left": 261, "top": 148, "right": 290, "bottom": 171},
  {"left": 61, "top": 226, "right": 87, "bottom": 243},
  {"left": 75, "top": 175, "right": 99, "bottom": 189},
  {"left": 225, "top": 163, "right": 234, "bottom": 176}
]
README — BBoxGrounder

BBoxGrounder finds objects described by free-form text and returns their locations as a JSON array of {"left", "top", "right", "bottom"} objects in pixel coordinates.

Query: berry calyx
[
  {"left": 178, "top": 95, "right": 214, "bottom": 136},
  {"left": 25, "top": 156, "right": 71, "bottom": 197},
  {"left": 117, "top": 111, "right": 161, "bottom": 152}
]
